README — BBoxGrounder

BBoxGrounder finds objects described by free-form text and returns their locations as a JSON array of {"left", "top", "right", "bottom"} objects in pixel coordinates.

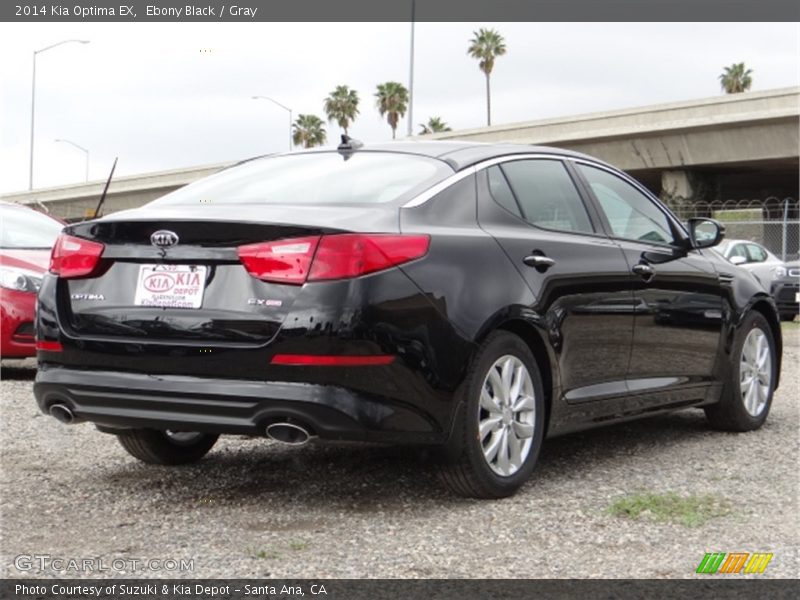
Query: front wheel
[
  {"left": 116, "top": 429, "right": 219, "bottom": 465},
  {"left": 705, "top": 311, "right": 777, "bottom": 432},
  {"left": 438, "top": 331, "right": 545, "bottom": 499}
]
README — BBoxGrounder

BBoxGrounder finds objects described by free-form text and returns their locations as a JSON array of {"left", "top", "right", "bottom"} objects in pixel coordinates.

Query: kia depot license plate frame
[{"left": 133, "top": 264, "right": 208, "bottom": 309}]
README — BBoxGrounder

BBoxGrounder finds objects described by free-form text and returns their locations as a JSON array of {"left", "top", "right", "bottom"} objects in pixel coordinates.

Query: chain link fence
[{"left": 670, "top": 197, "right": 799, "bottom": 261}]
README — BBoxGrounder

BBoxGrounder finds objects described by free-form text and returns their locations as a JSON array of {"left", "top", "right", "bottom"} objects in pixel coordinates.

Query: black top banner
[{"left": 3, "top": 0, "right": 800, "bottom": 22}]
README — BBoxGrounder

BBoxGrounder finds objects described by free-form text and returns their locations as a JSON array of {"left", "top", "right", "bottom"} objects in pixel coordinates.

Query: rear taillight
[
  {"left": 237, "top": 236, "right": 321, "bottom": 285},
  {"left": 309, "top": 234, "right": 430, "bottom": 282},
  {"left": 238, "top": 234, "right": 429, "bottom": 285},
  {"left": 49, "top": 234, "right": 105, "bottom": 279}
]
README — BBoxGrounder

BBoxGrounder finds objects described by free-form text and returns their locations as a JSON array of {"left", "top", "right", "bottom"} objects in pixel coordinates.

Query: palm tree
[
  {"left": 323, "top": 85, "right": 360, "bottom": 135},
  {"left": 292, "top": 114, "right": 327, "bottom": 148},
  {"left": 418, "top": 117, "right": 452, "bottom": 135},
  {"left": 467, "top": 28, "right": 507, "bottom": 126},
  {"left": 719, "top": 63, "right": 753, "bottom": 94},
  {"left": 374, "top": 81, "right": 409, "bottom": 139}
]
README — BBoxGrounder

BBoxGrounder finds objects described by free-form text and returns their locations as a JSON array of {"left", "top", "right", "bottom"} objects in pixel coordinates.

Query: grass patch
[
  {"left": 252, "top": 548, "right": 282, "bottom": 560},
  {"left": 781, "top": 320, "right": 799, "bottom": 329},
  {"left": 712, "top": 209, "right": 761, "bottom": 222},
  {"left": 289, "top": 540, "right": 309, "bottom": 551},
  {"left": 607, "top": 492, "right": 729, "bottom": 527}
]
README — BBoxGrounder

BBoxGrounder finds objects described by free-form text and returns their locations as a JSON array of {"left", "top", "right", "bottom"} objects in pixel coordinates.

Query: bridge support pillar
[{"left": 661, "top": 169, "right": 694, "bottom": 201}]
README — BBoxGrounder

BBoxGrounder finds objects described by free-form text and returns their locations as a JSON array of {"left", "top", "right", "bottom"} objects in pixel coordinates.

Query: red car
[{"left": 1, "top": 202, "right": 63, "bottom": 358}]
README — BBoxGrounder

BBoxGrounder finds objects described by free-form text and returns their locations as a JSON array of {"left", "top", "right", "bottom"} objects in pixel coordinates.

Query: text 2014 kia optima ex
[{"left": 34, "top": 141, "right": 783, "bottom": 498}]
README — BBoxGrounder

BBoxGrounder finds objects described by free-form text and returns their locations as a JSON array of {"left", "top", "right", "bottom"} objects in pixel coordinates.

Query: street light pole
[
  {"left": 407, "top": 0, "right": 416, "bottom": 137},
  {"left": 55, "top": 138, "right": 90, "bottom": 182},
  {"left": 252, "top": 95, "right": 293, "bottom": 152},
  {"left": 29, "top": 39, "right": 90, "bottom": 190}
]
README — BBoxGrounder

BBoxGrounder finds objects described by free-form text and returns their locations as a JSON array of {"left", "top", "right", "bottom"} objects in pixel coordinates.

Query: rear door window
[
  {"left": 499, "top": 160, "right": 594, "bottom": 233},
  {"left": 728, "top": 244, "right": 748, "bottom": 261},
  {"left": 486, "top": 166, "right": 522, "bottom": 218}
]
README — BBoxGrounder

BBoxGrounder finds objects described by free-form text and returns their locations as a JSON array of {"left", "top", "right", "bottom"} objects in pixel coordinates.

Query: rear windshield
[
  {"left": 0, "top": 206, "right": 63, "bottom": 249},
  {"left": 151, "top": 152, "right": 453, "bottom": 207}
]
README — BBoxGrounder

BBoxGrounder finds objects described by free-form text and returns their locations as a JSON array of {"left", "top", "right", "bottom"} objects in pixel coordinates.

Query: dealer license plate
[{"left": 133, "top": 264, "right": 207, "bottom": 309}]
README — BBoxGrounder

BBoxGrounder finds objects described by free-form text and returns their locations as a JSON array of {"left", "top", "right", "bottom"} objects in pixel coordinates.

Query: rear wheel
[
  {"left": 705, "top": 311, "right": 776, "bottom": 432},
  {"left": 116, "top": 429, "right": 219, "bottom": 465},
  {"left": 438, "top": 331, "right": 545, "bottom": 499}
]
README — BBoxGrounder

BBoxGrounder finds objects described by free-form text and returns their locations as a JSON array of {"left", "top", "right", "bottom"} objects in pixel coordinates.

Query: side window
[
  {"left": 729, "top": 244, "right": 749, "bottom": 260},
  {"left": 486, "top": 166, "right": 522, "bottom": 218},
  {"left": 500, "top": 160, "right": 594, "bottom": 233},
  {"left": 577, "top": 164, "right": 675, "bottom": 245},
  {"left": 746, "top": 244, "right": 767, "bottom": 263}
]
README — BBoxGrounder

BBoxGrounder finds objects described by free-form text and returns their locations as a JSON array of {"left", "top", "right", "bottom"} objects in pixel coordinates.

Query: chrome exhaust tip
[
  {"left": 265, "top": 422, "right": 313, "bottom": 446},
  {"left": 49, "top": 403, "right": 75, "bottom": 425}
]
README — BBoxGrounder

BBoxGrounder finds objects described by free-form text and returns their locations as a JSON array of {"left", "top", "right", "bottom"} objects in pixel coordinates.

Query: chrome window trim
[
  {"left": 402, "top": 153, "right": 569, "bottom": 208},
  {"left": 404, "top": 153, "right": 688, "bottom": 244}
]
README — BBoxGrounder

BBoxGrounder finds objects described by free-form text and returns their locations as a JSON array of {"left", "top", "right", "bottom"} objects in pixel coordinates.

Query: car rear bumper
[{"left": 34, "top": 366, "right": 445, "bottom": 444}]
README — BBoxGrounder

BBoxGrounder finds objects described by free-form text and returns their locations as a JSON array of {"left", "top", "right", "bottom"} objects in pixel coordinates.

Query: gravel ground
[{"left": 1, "top": 326, "right": 798, "bottom": 579}]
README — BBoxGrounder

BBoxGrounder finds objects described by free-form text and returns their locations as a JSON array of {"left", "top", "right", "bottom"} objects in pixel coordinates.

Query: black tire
[
  {"left": 116, "top": 429, "right": 219, "bottom": 465},
  {"left": 705, "top": 311, "right": 776, "bottom": 432},
  {"left": 438, "top": 331, "right": 546, "bottom": 499}
]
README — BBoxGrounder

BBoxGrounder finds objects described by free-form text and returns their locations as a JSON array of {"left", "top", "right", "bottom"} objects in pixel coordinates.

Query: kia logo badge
[{"left": 150, "top": 230, "right": 179, "bottom": 248}]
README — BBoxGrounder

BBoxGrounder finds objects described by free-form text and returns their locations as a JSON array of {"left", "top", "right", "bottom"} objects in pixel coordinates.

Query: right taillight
[
  {"left": 49, "top": 234, "right": 105, "bottom": 279},
  {"left": 238, "top": 234, "right": 430, "bottom": 285}
]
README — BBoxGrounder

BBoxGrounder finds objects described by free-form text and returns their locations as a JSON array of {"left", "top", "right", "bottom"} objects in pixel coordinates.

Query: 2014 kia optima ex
[{"left": 34, "top": 141, "right": 783, "bottom": 498}]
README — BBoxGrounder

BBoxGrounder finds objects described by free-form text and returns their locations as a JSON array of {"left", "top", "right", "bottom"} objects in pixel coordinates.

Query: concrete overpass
[
  {"left": 1, "top": 87, "right": 798, "bottom": 219},
  {"left": 427, "top": 86, "right": 799, "bottom": 206},
  {"left": 0, "top": 162, "right": 232, "bottom": 221}
]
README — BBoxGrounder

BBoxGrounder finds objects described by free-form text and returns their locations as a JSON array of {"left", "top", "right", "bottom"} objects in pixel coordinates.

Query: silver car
[{"left": 716, "top": 239, "right": 785, "bottom": 287}]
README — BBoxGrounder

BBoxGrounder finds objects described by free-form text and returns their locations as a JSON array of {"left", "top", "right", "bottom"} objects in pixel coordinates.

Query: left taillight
[
  {"left": 49, "top": 234, "right": 105, "bottom": 279},
  {"left": 238, "top": 234, "right": 430, "bottom": 285}
]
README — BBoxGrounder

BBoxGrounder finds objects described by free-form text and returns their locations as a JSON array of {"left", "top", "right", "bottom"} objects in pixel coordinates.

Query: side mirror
[
  {"left": 729, "top": 255, "right": 747, "bottom": 266},
  {"left": 687, "top": 218, "right": 724, "bottom": 249}
]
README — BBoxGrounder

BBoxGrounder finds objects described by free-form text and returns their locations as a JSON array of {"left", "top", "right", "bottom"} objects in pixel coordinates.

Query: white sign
[{"left": 133, "top": 264, "right": 207, "bottom": 309}]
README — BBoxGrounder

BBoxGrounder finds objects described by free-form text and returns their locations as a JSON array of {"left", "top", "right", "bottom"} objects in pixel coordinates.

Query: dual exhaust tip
[
  {"left": 49, "top": 404, "right": 314, "bottom": 447},
  {"left": 49, "top": 403, "right": 76, "bottom": 425},
  {"left": 265, "top": 421, "right": 314, "bottom": 446}
]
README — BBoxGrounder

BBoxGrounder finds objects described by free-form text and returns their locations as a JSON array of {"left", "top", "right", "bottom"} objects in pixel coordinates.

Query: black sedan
[{"left": 34, "top": 141, "right": 783, "bottom": 498}]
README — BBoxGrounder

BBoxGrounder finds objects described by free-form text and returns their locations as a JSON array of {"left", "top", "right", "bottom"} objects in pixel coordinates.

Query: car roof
[
  {"left": 280, "top": 141, "right": 613, "bottom": 172},
  {"left": 720, "top": 239, "right": 766, "bottom": 247}
]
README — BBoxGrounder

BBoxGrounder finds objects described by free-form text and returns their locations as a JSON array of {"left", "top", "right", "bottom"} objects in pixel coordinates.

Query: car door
[
  {"left": 573, "top": 162, "right": 724, "bottom": 401},
  {"left": 476, "top": 158, "right": 635, "bottom": 405}
]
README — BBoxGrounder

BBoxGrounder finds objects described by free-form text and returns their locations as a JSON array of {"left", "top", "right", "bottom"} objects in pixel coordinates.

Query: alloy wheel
[
  {"left": 740, "top": 328, "right": 772, "bottom": 417},
  {"left": 478, "top": 355, "right": 536, "bottom": 476}
]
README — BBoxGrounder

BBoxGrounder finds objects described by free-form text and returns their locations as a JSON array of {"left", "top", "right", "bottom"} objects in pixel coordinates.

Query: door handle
[
  {"left": 632, "top": 263, "right": 655, "bottom": 281},
  {"left": 523, "top": 255, "right": 556, "bottom": 270}
]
